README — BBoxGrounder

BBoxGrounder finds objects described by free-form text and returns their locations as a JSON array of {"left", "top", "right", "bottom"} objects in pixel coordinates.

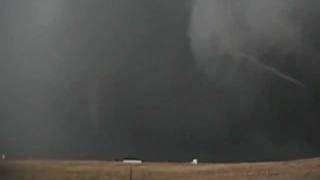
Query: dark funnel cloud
[{"left": 0, "top": 0, "right": 319, "bottom": 162}]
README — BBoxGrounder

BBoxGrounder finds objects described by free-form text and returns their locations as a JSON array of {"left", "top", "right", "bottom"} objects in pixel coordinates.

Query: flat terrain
[{"left": 1, "top": 158, "right": 320, "bottom": 180}]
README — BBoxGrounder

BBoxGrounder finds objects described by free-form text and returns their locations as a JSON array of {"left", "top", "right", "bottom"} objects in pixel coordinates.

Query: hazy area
[{"left": 0, "top": 0, "right": 319, "bottom": 162}]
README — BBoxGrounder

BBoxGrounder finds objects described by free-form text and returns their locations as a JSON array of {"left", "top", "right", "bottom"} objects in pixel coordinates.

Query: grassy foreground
[{"left": 1, "top": 158, "right": 320, "bottom": 180}]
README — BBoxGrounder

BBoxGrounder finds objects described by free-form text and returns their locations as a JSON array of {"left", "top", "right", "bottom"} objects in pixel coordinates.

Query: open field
[{"left": 1, "top": 158, "right": 320, "bottom": 180}]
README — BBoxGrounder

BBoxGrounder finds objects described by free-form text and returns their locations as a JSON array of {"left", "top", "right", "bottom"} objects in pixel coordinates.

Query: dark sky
[{"left": 0, "top": 0, "right": 319, "bottom": 162}]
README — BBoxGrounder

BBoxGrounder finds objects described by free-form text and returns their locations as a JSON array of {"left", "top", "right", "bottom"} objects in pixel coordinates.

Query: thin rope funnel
[
  {"left": 224, "top": 0, "right": 305, "bottom": 87},
  {"left": 236, "top": 53, "right": 305, "bottom": 87}
]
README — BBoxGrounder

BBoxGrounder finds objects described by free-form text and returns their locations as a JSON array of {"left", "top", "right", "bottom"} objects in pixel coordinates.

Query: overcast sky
[{"left": 0, "top": 0, "right": 319, "bottom": 162}]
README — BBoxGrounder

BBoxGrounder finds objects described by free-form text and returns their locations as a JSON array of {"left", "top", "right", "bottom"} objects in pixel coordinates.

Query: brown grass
[{"left": 1, "top": 158, "right": 320, "bottom": 180}]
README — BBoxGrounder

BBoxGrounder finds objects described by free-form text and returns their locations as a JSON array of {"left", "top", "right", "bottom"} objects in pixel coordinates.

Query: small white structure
[
  {"left": 1, "top": 153, "right": 5, "bottom": 161},
  {"left": 122, "top": 159, "right": 142, "bottom": 164},
  {"left": 191, "top": 159, "right": 198, "bottom": 165}
]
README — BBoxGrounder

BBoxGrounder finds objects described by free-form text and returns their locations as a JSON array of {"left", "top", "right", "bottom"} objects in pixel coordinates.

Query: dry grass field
[{"left": 1, "top": 158, "right": 320, "bottom": 180}]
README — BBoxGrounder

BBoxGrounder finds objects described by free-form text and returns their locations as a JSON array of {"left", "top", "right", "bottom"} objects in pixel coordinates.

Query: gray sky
[{"left": 0, "top": 0, "right": 319, "bottom": 162}]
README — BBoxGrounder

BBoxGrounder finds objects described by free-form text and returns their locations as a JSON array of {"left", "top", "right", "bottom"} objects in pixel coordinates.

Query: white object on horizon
[
  {"left": 192, "top": 159, "right": 198, "bottom": 165},
  {"left": 122, "top": 159, "right": 142, "bottom": 164},
  {"left": 1, "top": 153, "right": 5, "bottom": 160}
]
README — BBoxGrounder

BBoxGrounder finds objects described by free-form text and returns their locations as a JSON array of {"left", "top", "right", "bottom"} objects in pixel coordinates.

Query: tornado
[{"left": 189, "top": 0, "right": 305, "bottom": 86}]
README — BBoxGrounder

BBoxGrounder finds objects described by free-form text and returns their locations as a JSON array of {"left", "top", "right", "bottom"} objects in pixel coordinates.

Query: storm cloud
[{"left": 0, "top": 0, "right": 319, "bottom": 162}]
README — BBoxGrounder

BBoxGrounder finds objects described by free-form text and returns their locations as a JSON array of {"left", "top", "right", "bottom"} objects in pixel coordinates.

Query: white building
[
  {"left": 122, "top": 159, "right": 142, "bottom": 164},
  {"left": 191, "top": 159, "right": 198, "bottom": 165}
]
